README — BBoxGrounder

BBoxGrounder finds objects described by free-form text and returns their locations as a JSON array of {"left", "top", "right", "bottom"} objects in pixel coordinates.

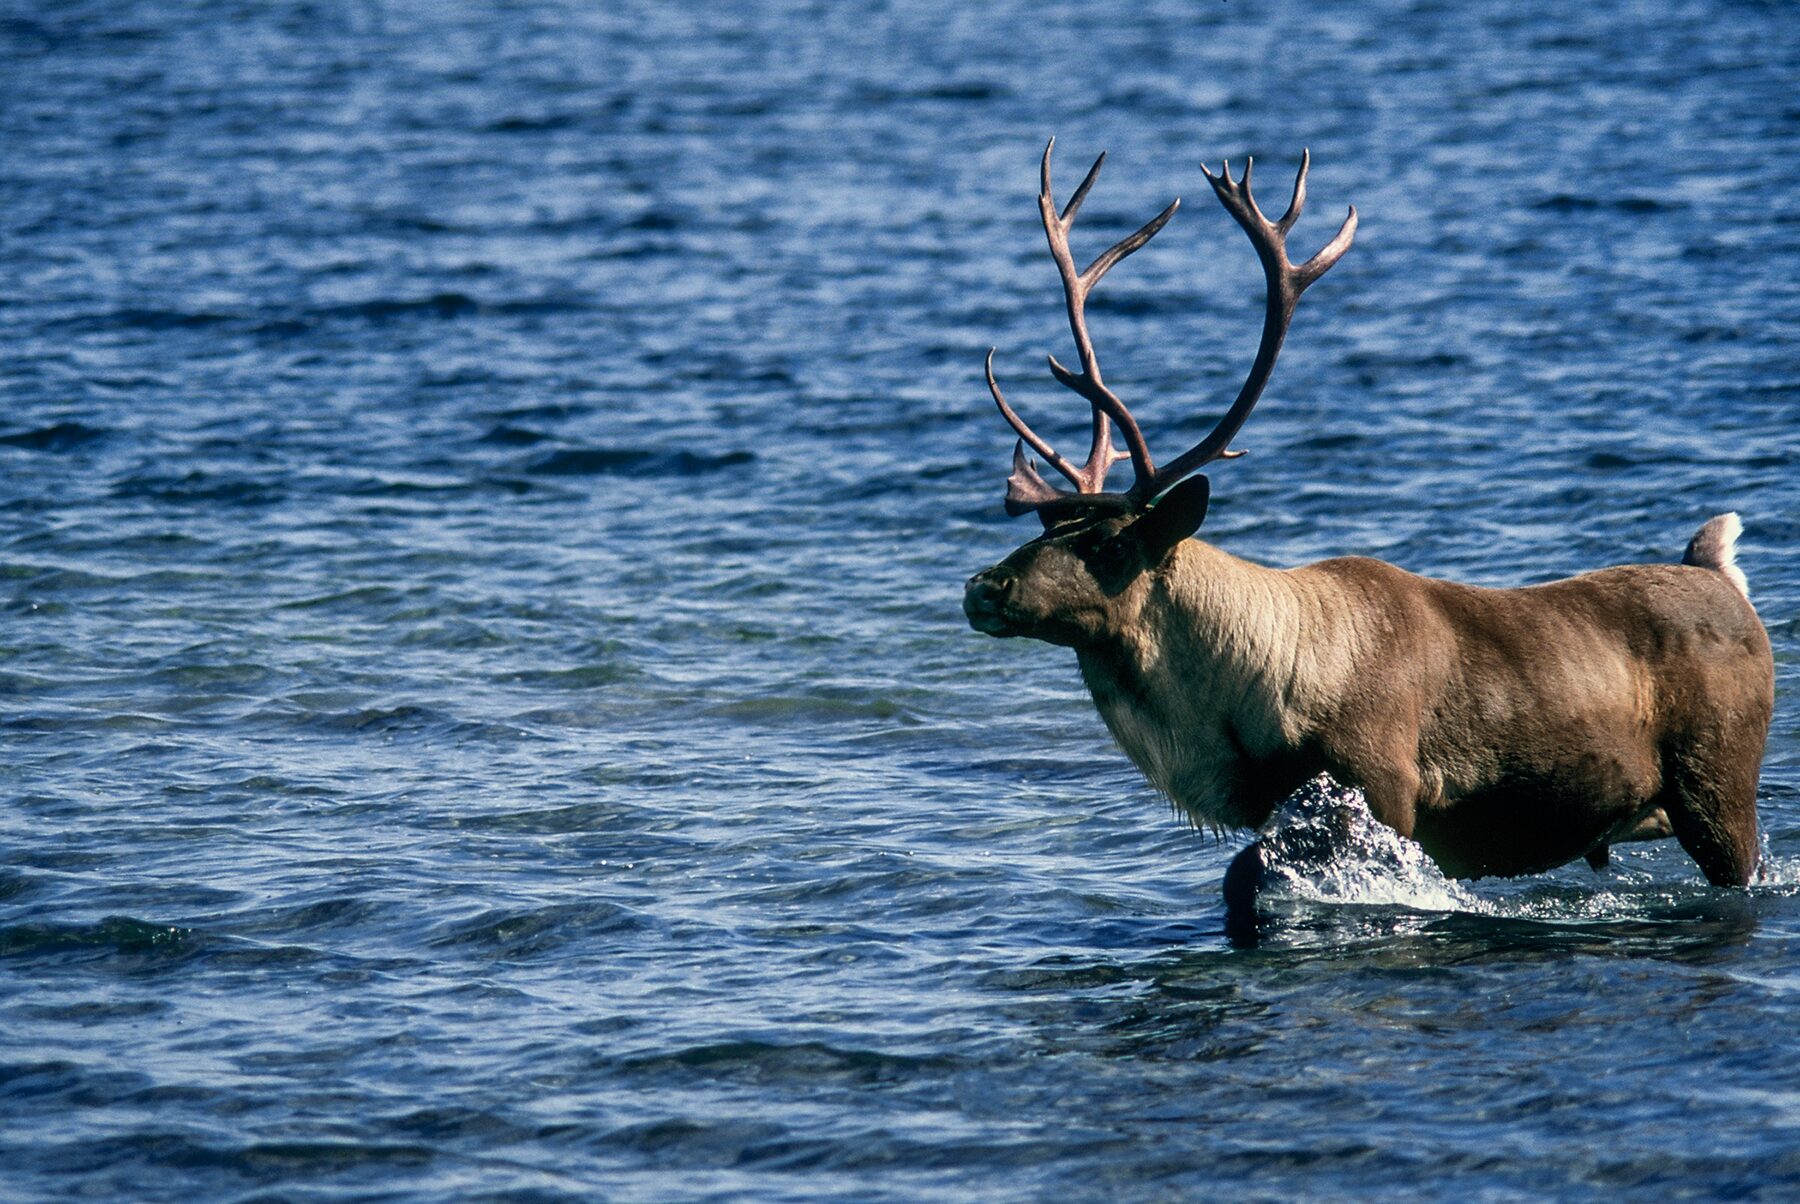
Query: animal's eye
[{"left": 1089, "top": 538, "right": 1130, "bottom": 577}]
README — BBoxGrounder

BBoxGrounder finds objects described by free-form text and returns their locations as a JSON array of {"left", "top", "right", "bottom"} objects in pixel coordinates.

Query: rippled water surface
[{"left": 5, "top": 1, "right": 1800, "bottom": 1199}]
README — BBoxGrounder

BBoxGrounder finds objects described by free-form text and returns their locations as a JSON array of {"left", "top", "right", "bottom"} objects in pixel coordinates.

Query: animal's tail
[{"left": 1683, "top": 513, "right": 1750, "bottom": 599}]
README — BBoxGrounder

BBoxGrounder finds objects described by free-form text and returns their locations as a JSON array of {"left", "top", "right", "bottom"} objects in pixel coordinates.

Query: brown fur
[{"left": 966, "top": 511, "right": 1773, "bottom": 885}]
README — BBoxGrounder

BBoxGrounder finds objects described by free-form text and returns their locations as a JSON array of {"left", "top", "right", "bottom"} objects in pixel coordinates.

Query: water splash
[
  {"left": 1753, "top": 827, "right": 1800, "bottom": 891},
  {"left": 1242, "top": 775, "right": 1479, "bottom": 914},
  {"left": 1231, "top": 776, "right": 1800, "bottom": 943}
]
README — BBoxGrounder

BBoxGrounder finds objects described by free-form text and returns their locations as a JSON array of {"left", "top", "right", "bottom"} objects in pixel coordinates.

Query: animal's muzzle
[{"left": 963, "top": 568, "right": 1017, "bottom": 635}]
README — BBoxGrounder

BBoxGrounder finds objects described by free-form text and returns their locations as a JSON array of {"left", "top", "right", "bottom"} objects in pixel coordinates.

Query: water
[{"left": 3, "top": 0, "right": 1799, "bottom": 1198}]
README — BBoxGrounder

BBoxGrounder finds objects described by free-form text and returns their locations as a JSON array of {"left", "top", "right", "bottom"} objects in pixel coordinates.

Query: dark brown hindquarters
[{"left": 1649, "top": 574, "right": 1773, "bottom": 887}]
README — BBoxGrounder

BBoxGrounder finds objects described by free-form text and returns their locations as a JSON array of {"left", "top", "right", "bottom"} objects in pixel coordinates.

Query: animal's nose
[{"left": 963, "top": 568, "right": 1015, "bottom": 625}]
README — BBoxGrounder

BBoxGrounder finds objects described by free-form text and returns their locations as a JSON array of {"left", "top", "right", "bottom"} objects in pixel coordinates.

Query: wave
[
  {"left": 109, "top": 470, "right": 285, "bottom": 506},
  {"left": 47, "top": 293, "right": 591, "bottom": 338},
  {"left": 1530, "top": 194, "right": 1677, "bottom": 214},
  {"left": 0, "top": 916, "right": 192, "bottom": 961},
  {"left": 0, "top": 422, "right": 108, "bottom": 451},
  {"left": 525, "top": 447, "right": 754, "bottom": 478},
  {"left": 426, "top": 900, "right": 649, "bottom": 957}
]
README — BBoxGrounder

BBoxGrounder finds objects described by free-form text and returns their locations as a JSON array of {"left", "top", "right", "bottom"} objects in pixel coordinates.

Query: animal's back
[
  {"left": 1371, "top": 519, "right": 1769, "bottom": 731},
  {"left": 1525, "top": 540, "right": 1771, "bottom": 736}
]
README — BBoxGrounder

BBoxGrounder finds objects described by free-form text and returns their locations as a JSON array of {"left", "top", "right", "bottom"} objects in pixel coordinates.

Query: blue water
[{"left": 4, "top": 1, "right": 1799, "bottom": 1199}]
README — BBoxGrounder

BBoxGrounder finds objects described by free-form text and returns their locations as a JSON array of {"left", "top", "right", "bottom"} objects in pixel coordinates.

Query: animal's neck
[{"left": 1074, "top": 539, "right": 1317, "bottom": 827}]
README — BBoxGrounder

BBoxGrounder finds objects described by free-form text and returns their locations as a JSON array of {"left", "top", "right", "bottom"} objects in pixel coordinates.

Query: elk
[{"left": 964, "top": 141, "right": 1773, "bottom": 891}]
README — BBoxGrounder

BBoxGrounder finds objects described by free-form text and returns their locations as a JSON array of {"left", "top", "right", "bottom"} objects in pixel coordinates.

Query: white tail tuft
[{"left": 1683, "top": 512, "right": 1749, "bottom": 599}]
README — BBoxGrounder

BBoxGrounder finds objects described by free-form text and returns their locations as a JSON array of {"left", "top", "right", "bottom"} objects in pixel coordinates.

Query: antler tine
[
  {"left": 986, "top": 348, "right": 1083, "bottom": 486},
  {"left": 1275, "top": 149, "right": 1308, "bottom": 234},
  {"left": 1295, "top": 211, "right": 1357, "bottom": 291},
  {"left": 1053, "top": 139, "right": 1105, "bottom": 225},
  {"left": 1004, "top": 441, "right": 1073, "bottom": 516},
  {"left": 1141, "top": 152, "right": 1356, "bottom": 501},
  {"left": 1080, "top": 198, "right": 1181, "bottom": 288}
]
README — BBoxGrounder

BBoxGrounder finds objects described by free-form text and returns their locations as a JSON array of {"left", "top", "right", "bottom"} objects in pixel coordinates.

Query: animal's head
[
  {"left": 964, "top": 477, "right": 1212, "bottom": 646},
  {"left": 963, "top": 140, "right": 1356, "bottom": 647}
]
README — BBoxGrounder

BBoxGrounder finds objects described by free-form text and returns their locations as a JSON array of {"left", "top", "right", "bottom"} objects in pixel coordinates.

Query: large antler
[
  {"left": 1144, "top": 152, "right": 1357, "bottom": 497},
  {"left": 987, "top": 146, "right": 1357, "bottom": 519},
  {"left": 987, "top": 139, "right": 1178, "bottom": 516}
]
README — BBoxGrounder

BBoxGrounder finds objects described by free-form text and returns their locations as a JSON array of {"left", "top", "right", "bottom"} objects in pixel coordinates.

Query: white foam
[
  {"left": 1240, "top": 775, "right": 1798, "bottom": 934},
  {"left": 1249, "top": 775, "right": 1482, "bottom": 914}
]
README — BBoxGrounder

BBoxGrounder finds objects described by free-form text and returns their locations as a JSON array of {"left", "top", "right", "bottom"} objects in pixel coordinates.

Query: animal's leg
[
  {"left": 1614, "top": 808, "right": 1674, "bottom": 843},
  {"left": 1585, "top": 808, "right": 1674, "bottom": 872},
  {"left": 1661, "top": 743, "right": 1762, "bottom": 887},
  {"left": 1349, "top": 757, "right": 1422, "bottom": 841}
]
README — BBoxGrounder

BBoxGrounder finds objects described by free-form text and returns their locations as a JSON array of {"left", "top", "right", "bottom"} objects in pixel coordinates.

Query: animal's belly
[{"left": 1411, "top": 772, "right": 1655, "bottom": 879}]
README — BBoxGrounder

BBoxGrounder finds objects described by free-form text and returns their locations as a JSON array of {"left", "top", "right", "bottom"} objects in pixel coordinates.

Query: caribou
[{"left": 964, "top": 142, "right": 1773, "bottom": 891}]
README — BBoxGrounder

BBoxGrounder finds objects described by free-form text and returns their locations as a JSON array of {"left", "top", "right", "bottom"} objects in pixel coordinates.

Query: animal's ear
[{"left": 1133, "top": 475, "right": 1211, "bottom": 563}]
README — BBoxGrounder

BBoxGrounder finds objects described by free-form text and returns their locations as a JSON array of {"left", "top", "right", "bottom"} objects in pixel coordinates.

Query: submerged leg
[{"left": 1222, "top": 838, "right": 1271, "bottom": 945}]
